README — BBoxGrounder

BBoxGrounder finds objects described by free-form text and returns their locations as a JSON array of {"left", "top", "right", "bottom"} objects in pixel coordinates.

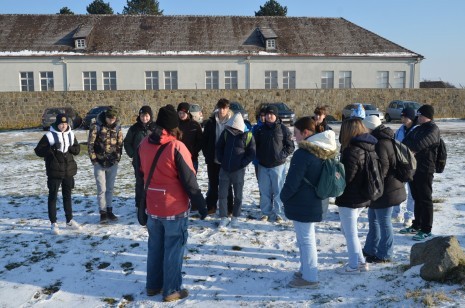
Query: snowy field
[{"left": 0, "top": 120, "right": 464, "bottom": 307}]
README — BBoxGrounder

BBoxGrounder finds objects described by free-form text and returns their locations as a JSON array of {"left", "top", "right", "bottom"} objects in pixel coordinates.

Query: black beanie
[
  {"left": 139, "top": 105, "right": 153, "bottom": 118},
  {"left": 156, "top": 104, "right": 179, "bottom": 130},
  {"left": 417, "top": 104, "right": 434, "bottom": 119},
  {"left": 177, "top": 102, "right": 190, "bottom": 113},
  {"left": 265, "top": 105, "right": 279, "bottom": 116},
  {"left": 55, "top": 113, "right": 69, "bottom": 125},
  {"left": 400, "top": 107, "right": 416, "bottom": 122}
]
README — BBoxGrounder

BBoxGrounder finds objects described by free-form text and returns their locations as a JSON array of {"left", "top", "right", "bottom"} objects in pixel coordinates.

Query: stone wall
[{"left": 1, "top": 89, "right": 464, "bottom": 129}]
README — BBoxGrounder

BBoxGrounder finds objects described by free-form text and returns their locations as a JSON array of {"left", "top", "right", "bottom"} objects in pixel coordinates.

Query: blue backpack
[{"left": 304, "top": 158, "right": 346, "bottom": 199}]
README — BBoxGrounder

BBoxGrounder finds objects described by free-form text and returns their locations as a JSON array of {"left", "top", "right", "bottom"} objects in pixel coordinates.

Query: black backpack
[
  {"left": 391, "top": 139, "right": 417, "bottom": 182},
  {"left": 362, "top": 150, "right": 384, "bottom": 201},
  {"left": 435, "top": 138, "right": 447, "bottom": 173}
]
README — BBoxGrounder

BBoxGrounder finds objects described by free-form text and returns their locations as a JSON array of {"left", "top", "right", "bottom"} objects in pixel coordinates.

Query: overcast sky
[{"left": 1, "top": 0, "right": 464, "bottom": 88}]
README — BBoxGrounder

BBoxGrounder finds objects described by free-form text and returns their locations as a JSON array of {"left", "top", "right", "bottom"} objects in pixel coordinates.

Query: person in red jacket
[{"left": 137, "top": 104, "right": 207, "bottom": 302}]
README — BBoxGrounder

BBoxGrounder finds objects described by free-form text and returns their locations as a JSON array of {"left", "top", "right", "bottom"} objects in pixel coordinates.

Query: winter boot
[
  {"left": 107, "top": 207, "right": 118, "bottom": 222},
  {"left": 100, "top": 210, "right": 108, "bottom": 224}
]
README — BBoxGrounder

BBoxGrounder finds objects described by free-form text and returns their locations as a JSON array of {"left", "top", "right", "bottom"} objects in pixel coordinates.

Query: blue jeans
[
  {"left": 258, "top": 164, "right": 286, "bottom": 219},
  {"left": 93, "top": 163, "right": 118, "bottom": 212},
  {"left": 218, "top": 168, "right": 245, "bottom": 218},
  {"left": 293, "top": 221, "right": 318, "bottom": 282},
  {"left": 392, "top": 183, "right": 415, "bottom": 220},
  {"left": 364, "top": 207, "right": 394, "bottom": 260},
  {"left": 338, "top": 207, "right": 366, "bottom": 269},
  {"left": 146, "top": 216, "right": 188, "bottom": 297}
]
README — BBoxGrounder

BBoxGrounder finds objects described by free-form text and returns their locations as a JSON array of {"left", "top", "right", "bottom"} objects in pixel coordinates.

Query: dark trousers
[
  {"left": 47, "top": 177, "right": 74, "bottom": 224},
  {"left": 133, "top": 161, "right": 143, "bottom": 208},
  {"left": 409, "top": 171, "right": 434, "bottom": 233},
  {"left": 206, "top": 163, "right": 233, "bottom": 213}
]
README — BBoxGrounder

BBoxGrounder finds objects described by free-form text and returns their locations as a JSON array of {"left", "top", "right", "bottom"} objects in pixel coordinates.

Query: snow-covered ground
[{"left": 0, "top": 120, "right": 464, "bottom": 307}]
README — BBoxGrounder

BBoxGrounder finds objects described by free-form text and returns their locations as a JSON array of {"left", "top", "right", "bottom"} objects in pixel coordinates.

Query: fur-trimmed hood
[{"left": 297, "top": 130, "right": 338, "bottom": 160}]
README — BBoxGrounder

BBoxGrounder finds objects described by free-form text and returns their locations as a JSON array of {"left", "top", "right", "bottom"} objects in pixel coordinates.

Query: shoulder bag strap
[{"left": 143, "top": 142, "right": 169, "bottom": 193}]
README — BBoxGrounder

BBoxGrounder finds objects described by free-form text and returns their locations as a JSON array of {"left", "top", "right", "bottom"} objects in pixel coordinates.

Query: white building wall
[{"left": 0, "top": 55, "right": 419, "bottom": 92}]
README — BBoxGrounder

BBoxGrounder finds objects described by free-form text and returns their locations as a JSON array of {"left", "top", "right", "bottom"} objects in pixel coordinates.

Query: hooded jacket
[
  {"left": 335, "top": 133, "right": 378, "bottom": 208},
  {"left": 88, "top": 111, "right": 123, "bottom": 167},
  {"left": 402, "top": 121, "right": 440, "bottom": 174},
  {"left": 370, "top": 125, "right": 406, "bottom": 208},
  {"left": 34, "top": 124, "right": 80, "bottom": 178},
  {"left": 216, "top": 113, "right": 256, "bottom": 172},
  {"left": 137, "top": 127, "right": 207, "bottom": 218},
  {"left": 202, "top": 109, "right": 234, "bottom": 165},
  {"left": 253, "top": 119, "right": 295, "bottom": 168},
  {"left": 281, "top": 130, "right": 338, "bottom": 222},
  {"left": 124, "top": 117, "right": 155, "bottom": 162},
  {"left": 178, "top": 116, "right": 203, "bottom": 163}
]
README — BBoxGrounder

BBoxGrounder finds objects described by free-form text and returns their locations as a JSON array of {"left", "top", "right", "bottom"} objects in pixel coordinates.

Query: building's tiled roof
[{"left": 0, "top": 14, "right": 422, "bottom": 58}]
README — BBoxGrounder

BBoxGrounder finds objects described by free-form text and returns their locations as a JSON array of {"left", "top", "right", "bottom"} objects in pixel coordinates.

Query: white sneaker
[
  {"left": 230, "top": 217, "right": 239, "bottom": 228},
  {"left": 218, "top": 217, "right": 230, "bottom": 230},
  {"left": 51, "top": 223, "right": 60, "bottom": 235},
  {"left": 336, "top": 264, "right": 361, "bottom": 275},
  {"left": 359, "top": 262, "right": 369, "bottom": 272},
  {"left": 66, "top": 219, "right": 82, "bottom": 230},
  {"left": 260, "top": 215, "right": 269, "bottom": 222},
  {"left": 404, "top": 219, "right": 413, "bottom": 227}
]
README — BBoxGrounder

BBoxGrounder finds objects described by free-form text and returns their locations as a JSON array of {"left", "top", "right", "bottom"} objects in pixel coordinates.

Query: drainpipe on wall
[
  {"left": 411, "top": 57, "right": 421, "bottom": 88},
  {"left": 60, "top": 56, "right": 68, "bottom": 91}
]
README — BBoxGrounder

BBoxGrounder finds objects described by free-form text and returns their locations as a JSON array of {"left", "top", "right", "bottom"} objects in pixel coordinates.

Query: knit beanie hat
[
  {"left": 55, "top": 113, "right": 69, "bottom": 125},
  {"left": 400, "top": 107, "right": 416, "bottom": 121},
  {"left": 106, "top": 107, "right": 118, "bottom": 118},
  {"left": 350, "top": 103, "right": 366, "bottom": 119},
  {"left": 177, "top": 102, "right": 190, "bottom": 113},
  {"left": 156, "top": 104, "right": 179, "bottom": 130},
  {"left": 417, "top": 104, "right": 434, "bottom": 119},
  {"left": 363, "top": 115, "right": 382, "bottom": 130},
  {"left": 265, "top": 105, "right": 279, "bottom": 116},
  {"left": 139, "top": 105, "right": 153, "bottom": 118}
]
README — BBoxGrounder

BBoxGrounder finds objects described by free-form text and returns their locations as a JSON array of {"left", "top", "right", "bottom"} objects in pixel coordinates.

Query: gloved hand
[{"left": 52, "top": 142, "right": 61, "bottom": 150}]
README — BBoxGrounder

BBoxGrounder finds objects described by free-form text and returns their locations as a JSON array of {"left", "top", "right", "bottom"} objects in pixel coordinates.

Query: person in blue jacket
[
  {"left": 281, "top": 116, "right": 338, "bottom": 288},
  {"left": 216, "top": 112, "right": 256, "bottom": 229}
]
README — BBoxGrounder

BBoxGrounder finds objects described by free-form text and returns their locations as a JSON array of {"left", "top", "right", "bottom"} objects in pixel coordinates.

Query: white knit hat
[
  {"left": 363, "top": 115, "right": 382, "bottom": 130},
  {"left": 307, "top": 130, "right": 337, "bottom": 151}
]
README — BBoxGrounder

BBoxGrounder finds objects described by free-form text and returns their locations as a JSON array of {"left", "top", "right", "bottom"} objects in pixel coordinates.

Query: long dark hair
[
  {"left": 294, "top": 116, "right": 316, "bottom": 135},
  {"left": 339, "top": 118, "right": 368, "bottom": 151}
]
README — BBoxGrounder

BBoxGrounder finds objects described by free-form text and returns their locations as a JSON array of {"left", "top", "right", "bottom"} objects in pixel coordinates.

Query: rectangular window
[
  {"left": 377, "top": 71, "right": 389, "bottom": 88},
  {"left": 75, "top": 39, "right": 86, "bottom": 49},
  {"left": 145, "top": 71, "right": 159, "bottom": 90},
  {"left": 40, "top": 71, "right": 54, "bottom": 91},
  {"left": 205, "top": 71, "right": 219, "bottom": 89},
  {"left": 103, "top": 71, "right": 117, "bottom": 90},
  {"left": 224, "top": 71, "right": 238, "bottom": 89},
  {"left": 283, "top": 71, "right": 296, "bottom": 89},
  {"left": 321, "top": 71, "right": 334, "bottom": 89},
  {"left": 164, "top": 71, "right": 178, "bottom": 90},
  {"left": 266, "top": 39, "right": 276, "bottom": 49},
  {"left": 265, "top": 70, "right": 278, "bottom": 89},
  {"left": 83, "top": 71, "right": 97, "bottom": 91},
  {"left": 392, "top": 71, "right": 406, "bottom": 88},
  {"left": 20, "top": 72, "right": 34, "bottom": 92},
  {"left": 339, "top": 71, "right": 352, "bottom": 88}
]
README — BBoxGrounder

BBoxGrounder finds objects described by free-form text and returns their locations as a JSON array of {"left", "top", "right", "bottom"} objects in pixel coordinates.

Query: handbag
[{"left": 137, "top": 143, "right": 169, "bottom": 226}]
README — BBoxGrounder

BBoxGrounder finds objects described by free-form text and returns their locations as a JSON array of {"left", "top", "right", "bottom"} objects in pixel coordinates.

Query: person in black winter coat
[
  {"left": 401, "top": 104, "right": 440, "bottom": 241},
  {"left": 34, "top": 114, "right": 81, "bottom": 235},
  {"left": 280, "top": 116, "right": 338, "bottom": 288},
  {"left": 335, "top": 117, "right": 375, "bottom": 274},
  {"left": 201, "top": 98, "right": 234, "bottom": 215},
  {"left": 177, "top": 102, "right": 203, "bottom": 173},
  {"left": 124, "top": 105, "right": 155, "bottom": 208},
  {"left": 362, "top": 116, "right": 406, "bottom": 263},
  {"left": 254, "top": 105, "right": 295, "bottom": 222}
]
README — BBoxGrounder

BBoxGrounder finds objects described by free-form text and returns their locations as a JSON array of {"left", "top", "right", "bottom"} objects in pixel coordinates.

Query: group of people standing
[{"left": 34, "top": 100, "right": 442, "bottom": 299}]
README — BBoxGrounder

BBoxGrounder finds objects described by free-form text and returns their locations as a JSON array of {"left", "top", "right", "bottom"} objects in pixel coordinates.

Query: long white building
[{"left": 0, "top": 15, "right": 423, "bottom": 92}]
